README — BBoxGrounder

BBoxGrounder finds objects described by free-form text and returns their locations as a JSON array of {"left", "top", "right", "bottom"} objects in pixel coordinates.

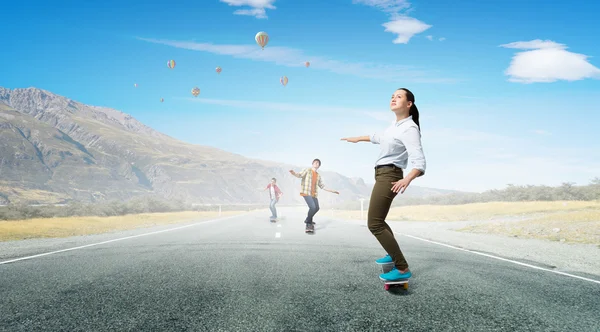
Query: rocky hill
[{"left": 0, "top": 87, "right": 461, "bottom": 205}]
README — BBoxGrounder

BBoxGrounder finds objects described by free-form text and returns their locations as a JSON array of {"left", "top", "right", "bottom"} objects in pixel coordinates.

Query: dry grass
[
  {"left": 331, "top": 200, "right": 600, "bottom": 222},
  {"left": 0, "top": 210, "right": 247, "bottom": 242},
  {"left": 331, "top": 201, "right": 600, "bottom": 245},
  {"left": 458, "top": 210, "right": 600, "bottom": 245},
  {"left": 0, "top": 185, "right": 70, "bottom": 204}
]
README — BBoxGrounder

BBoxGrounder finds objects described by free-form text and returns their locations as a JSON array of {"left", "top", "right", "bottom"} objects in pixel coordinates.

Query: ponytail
[
  {"left": 409, "top": 103, "right": 420, "bottom": 131},
  {"left": 398, "top": 88, "right": 420, "bottom": 132}
]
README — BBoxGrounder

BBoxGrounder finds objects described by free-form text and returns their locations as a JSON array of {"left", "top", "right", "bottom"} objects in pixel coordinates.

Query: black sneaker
[{"left": 305, "top": 223, "right": 315, "bottom": 233}]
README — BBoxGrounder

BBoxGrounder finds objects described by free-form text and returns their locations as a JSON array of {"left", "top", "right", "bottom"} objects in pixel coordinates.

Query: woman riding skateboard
[{"left": 341, "top": 88, "right": 427, "bottom": 282}]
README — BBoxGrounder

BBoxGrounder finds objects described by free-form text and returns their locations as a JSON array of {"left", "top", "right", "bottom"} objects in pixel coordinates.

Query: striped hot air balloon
[
  {"left": 280, "top": 76, "right": 288, "bottom": 87},
  {"left": 305, "top": 61, "right": 310, "bottom": 68},
  {"left": 134, "top": 83, "right": 138, "bottom": 88},
  {"left": 167, "top": 60, "right": 176, "bottom": 69},
  {"left": 215, "top": 66, "right": 222, "bottom": 74},
  {"left": 191, "top": 87, "right": 200, "bottom": 97},
  {"left": 255, "top": 31, "right": 269, "bottom": 50}
]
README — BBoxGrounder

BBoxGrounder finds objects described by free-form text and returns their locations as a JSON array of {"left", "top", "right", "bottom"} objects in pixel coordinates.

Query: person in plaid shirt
[{"left": 289, "top": 158, "right": 339, "bottom": 232}]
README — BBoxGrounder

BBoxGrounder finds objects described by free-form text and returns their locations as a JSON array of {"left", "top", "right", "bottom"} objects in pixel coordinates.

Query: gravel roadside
[{"left": 388, "top": 220, "right": 600, "bottom": 278}]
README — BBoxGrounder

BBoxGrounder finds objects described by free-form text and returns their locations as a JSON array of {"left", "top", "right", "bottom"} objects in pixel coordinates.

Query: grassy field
[
  {"left": 0, "top": 210, "right": 249, "bottom": 242},
  {"left": 458, "top": 210, "right": 600, "bottom": 245},
  {"left": 0, "top": 184, "right": 71, "bottom": 204},
  {"left": 330, "top": 200, "right": 600, "bottom": 245}
]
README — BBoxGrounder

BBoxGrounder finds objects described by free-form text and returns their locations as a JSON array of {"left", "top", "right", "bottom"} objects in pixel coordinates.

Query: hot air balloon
[
  {"left": 255, "top": 31, "right": 269, "bottom": 50},
  {"left": 215, "top": 66, "right": 222, "bottom": 74},
  {"left": 167, "top": 60, "right": 176, "bottom": 69},
  {"left": 134, "top": 83, "right": 138, "bottom": 88},
  {"left": 305, "top": 61, "right": 310, "bottom": 68},
  {"left": 160, "top": 98, "right": 164, "bottom": 102},
  {"left": 280, "top": 76, "right": 288, "bottom": 87},
  {"left": 191, "top": 87, "right": 200, "bottom": 97}
]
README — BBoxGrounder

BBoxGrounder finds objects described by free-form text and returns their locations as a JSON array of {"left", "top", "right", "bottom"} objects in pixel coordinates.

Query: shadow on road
[
  {"left": 312, "top": 219, "right": 333, "bottom": 231},
  {"left": 385, "top": 286, "right": 413, "bottom": 296}
]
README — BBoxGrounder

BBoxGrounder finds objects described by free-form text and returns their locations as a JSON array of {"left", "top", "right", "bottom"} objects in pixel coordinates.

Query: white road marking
[
  {"left": 397, "top": 232, "right": 600, "bottom": 285},
  {"left": 277, "top": 224, "right": 282, "bottom": 228},
  {"left": 275, "top": 232, "right": 281, "bottom": 238},
  {"left": 0, "top": 213, "right": 251, "bottom": 266}
]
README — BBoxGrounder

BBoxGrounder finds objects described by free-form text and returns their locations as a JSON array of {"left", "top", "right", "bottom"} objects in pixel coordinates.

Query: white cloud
[
  {"left": 137, "top": 37, "right": 457, "bottom": 83},
  {"left": 219, "top": 0, "right": 276, "bottom": 19},
  {"left": 161, "top": 96, "right": 599, "bottom": 192},
  {"left": 426, "top": 35, "right": 445, "bottom": 42},
  {"left": 419, "top": 127, "right": 600, "bottom": 191},
  {"left": 501, "top": 40, "right": 563, "bottom": 50},
  {"left": 186, "top": 97, "right": 440, "bottom": 123},
  {"left": 183, "top": 97, "right": 382, "bottom": 117},
  {"left": 426, "top": 127, "right": 521, "bottom": 144},
  {"left": 433, "top": 155, "right": 600, "bottom": 192},
  {"left": 499, "top": 39, "right": 600, "bottom": 83},
  {"left": 353, "top": 0, "right": 412, "bottom": 14},
  {"left": 383, "top": 17, "right": 431, "bottom": 44},
  {"left": 363, "top": 111, "right": 435, "bottom": 122},
  {"left": 353, "top": 0, "right": 432, "bottom": 44},
  {"left": 532, "top": 129, "right": 551, "bottom": 136}
]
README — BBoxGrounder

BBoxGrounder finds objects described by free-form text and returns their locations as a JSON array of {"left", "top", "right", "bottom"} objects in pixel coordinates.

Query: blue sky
[{"left": 1, "top": 0, "right": 600, "bottom": 192}]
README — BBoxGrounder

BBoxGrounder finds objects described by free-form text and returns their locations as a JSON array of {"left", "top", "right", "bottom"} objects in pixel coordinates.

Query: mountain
[{"left": 0, "top": 87, "right": 462, "bottom": 205}]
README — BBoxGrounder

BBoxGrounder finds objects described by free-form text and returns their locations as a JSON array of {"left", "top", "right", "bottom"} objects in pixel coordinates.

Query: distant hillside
[{"left": 0, "top": 86, "right": 461, "bottom": 205}]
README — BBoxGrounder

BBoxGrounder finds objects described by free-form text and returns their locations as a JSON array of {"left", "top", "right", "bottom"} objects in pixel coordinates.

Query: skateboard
[
  {"left": 382, "top": 279, "right": 409, "bottom": 291},
  {"left": 305, "top": 223, "right": 315, "bottom": 234},
  {"left": 380, "top": 262, "right": 409, "bottom": 290},
  {"left": 269, "top": 217, "right": 278, "bottom": 223}
]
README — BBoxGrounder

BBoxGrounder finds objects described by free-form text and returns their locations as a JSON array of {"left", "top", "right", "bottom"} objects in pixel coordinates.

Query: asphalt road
[{"left": 1, "top": 207, "right": 599, "bottom": 331}]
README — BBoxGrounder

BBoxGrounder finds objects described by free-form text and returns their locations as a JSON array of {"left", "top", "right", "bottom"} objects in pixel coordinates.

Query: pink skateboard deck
[
  {"left": 379, "top": 262, "right": 409, "bottom": 290},
  {"left": 382, "top": 279, "right": 409, "bottom": 290}
]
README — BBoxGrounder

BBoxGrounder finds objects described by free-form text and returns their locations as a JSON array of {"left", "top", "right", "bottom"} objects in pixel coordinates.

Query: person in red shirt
[{"left": 263, "top": 178, "right": 283, "bottom": 221}]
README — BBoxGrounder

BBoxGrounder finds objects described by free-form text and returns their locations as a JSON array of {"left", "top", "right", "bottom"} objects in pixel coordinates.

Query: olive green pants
[{"left": 367, "top": 165, "right": 409, "bottom": 270}]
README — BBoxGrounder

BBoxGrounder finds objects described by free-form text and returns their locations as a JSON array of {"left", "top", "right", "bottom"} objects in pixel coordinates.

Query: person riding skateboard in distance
[
  {"left": 289, "top": 158, "right": 339, "bottom": 232},
  {"left": 262, "top": 178, "right": 282, "bottom": 221}
]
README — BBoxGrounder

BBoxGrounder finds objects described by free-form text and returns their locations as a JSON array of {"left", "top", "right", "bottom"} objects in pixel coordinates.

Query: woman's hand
[
  {"left": 391, "top": 178, "right": 412, "bottom": 194},
  {"left": 340, "top": 137, "right": 360, "bottom": 143}
]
